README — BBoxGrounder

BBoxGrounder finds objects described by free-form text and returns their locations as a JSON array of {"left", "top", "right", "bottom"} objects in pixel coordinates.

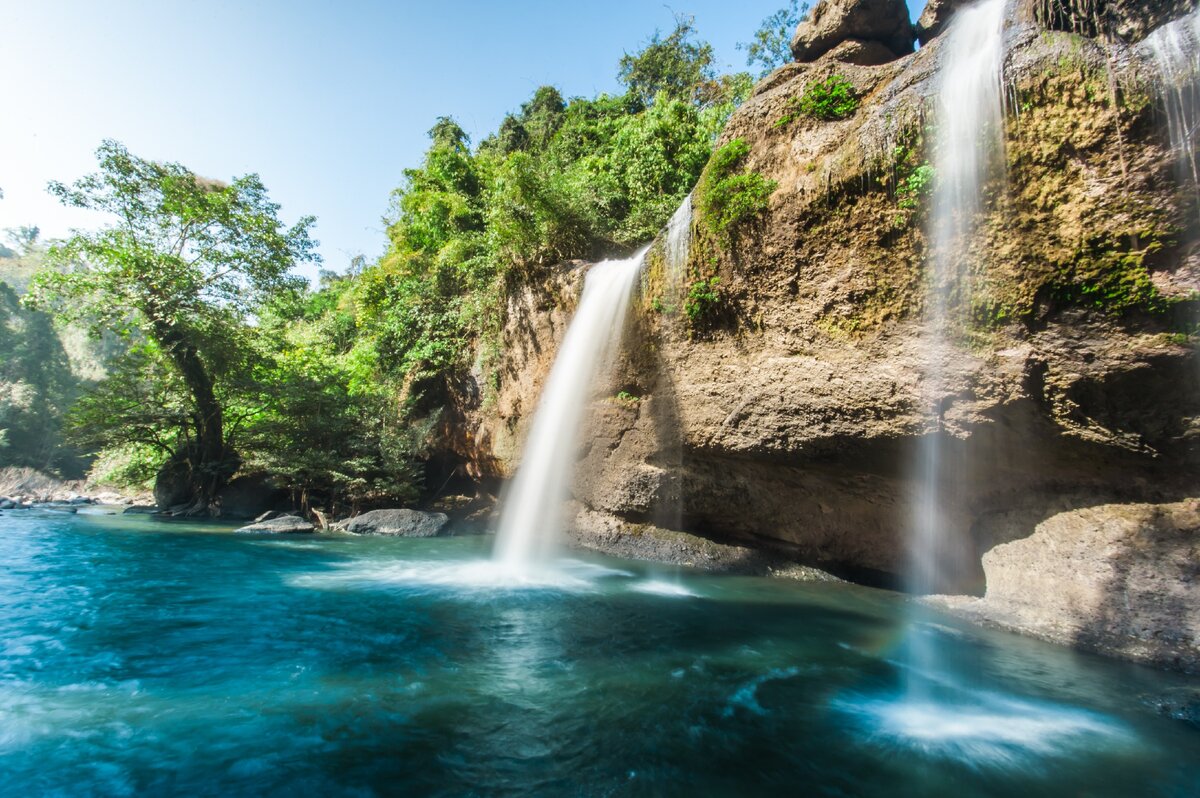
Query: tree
[
  {"left": 26, "top": 140, "right": 318, "bottom": 513},
  {"left": 617, "top": 15, "right": 719, "bottom": 107},
  {"left": 738, "top": 1, "right": 810, "bottom": 77}
]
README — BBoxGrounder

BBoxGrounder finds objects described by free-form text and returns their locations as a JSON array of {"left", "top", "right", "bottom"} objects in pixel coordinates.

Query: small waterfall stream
[
  {"left": 492, "top": 250, "right": 646, "bottom": 574},
  {"left": 1144, "top": 7, "right": 1200, "bottom": 200},
  {"left": 663, "top": 192, "right": 693, "bottom": 305}
]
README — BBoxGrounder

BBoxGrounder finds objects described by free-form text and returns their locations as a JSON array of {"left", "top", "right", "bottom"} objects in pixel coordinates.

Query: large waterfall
[
  {"left": 492, "top": 250, "right": 646, "bottom": 573},
  {"left": 905, "top": 0, "right": 1008, "bottom": 703},
  {"left": 912, "top": 0, "right": 1008, "bottom": 600}
]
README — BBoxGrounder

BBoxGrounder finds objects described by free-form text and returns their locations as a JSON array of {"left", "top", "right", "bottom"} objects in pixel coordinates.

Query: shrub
[
  {"left": 698, "top": 139, "right": 777, "bottom": 243},
  {"left": 683, "top": 276, "right": 721, "bottom": 324},
  {"left": 777, "top": 75, "right": 859, "bottom": 127}
]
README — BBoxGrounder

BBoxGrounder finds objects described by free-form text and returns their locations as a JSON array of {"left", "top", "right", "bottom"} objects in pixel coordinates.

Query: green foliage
[
  {"left": 683, "top": 276, "right": 721, "bottom": 325},
  {"left": 615, "top": 390, "right": 640, "bottom": 403},
  {"left": 27, "top": 140, "right": 318, "bottom": 508},
  {"left": 0, "top": 279, "right": 85, "bottom": 475},
  {"left": 897, "top": 163, "right": 934, "bottom": 210},
  {"left": 739, "top": 1, "right": 811, "bottom": 77},
  {"left": 778, "top": 75, "right": 860, "bottom": 127},
  {"left": 618, "top": 14, "right": 719, "bottom": 107},
  {"left": 698, "top": 139, "right": 777, "bottom": 243},
  {"left": 24, "top": 15, "right": 767, "bottom": 511}
]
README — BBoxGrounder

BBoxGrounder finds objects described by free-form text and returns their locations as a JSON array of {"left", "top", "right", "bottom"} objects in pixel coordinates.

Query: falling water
[
  {"left": 914, "top": 0, "right": 1007, "bottom": 597},
  {"left": 492, "top": 250, "right": 646, "bottom": 573},
  {"left": 908, "top": 0, "right": 1007, "bottom": 690},
  {"left": 663, "top": 192, "right": 693, "bottom": 304},
  {"left": 1144, "top": 7, "right": 1200, "bottom": 199}
]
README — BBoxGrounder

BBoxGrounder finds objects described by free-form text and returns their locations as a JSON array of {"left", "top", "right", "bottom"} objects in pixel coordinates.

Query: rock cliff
[{"left": 441, "top": 0, "right": 1200, "bottom": 660}]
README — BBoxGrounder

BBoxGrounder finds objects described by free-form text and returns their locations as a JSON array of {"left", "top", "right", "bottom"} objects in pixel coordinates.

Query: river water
[{"left": 1, "top": 509, "right": 1198, "bottom": 796}]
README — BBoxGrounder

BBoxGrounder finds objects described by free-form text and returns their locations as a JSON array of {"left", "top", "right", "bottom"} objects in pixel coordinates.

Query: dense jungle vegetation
[{"left": 1, "top": 6, "right": 804, "bottom": 513}]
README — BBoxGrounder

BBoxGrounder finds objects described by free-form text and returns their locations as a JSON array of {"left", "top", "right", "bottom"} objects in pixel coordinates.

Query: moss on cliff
[{"left": 971, "top": 47, "right": 1182, "bottom": 327}]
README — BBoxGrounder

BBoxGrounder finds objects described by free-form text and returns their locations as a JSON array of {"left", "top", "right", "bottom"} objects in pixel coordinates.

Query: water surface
[{"left": 1, "top": 510, "right": 1198, "bottom": 796}]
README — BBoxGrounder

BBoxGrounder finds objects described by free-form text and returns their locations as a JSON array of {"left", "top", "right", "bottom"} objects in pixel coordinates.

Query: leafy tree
[
  {"left": 27, "top": 140, "right": 318, "bottom": 513},
  {"left": 0, "top": 280, "right": 82, "bottom": 474},
  {"left": 618, "top": 15, "right": 720, "bottom": 107},
  {"left": 739, "top": 1, "right": 810, "bottom": 77}
]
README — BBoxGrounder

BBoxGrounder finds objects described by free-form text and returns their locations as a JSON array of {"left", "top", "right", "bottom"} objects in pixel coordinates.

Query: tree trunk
[{"left": 151, "top": 322, "right": 238, "bottom": 514}]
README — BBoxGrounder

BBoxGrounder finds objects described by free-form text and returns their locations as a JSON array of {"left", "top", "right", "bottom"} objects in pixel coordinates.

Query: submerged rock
[
  {"left": 342, "top": 509, "right": 449, "bottom": 538},
  {"left": 932, "top": 501, "right": 1200, "bottom": 672},
  {"left": 791, "top": 0, "right": 915, "bottom": 62},
  {"left": 235, "top": 515, "right": 315, "bottom": 534},
  {"left": 123, "top": 505, "right": 158, "bottom": 514}
]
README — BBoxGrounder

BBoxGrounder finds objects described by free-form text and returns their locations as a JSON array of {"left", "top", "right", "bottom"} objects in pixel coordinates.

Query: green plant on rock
[
  {"left": 698, "top": 139, "right": 777, "bottom": 244},
  {"left": 683, "top": 276, "right": 721, "bottom": 325},
  {"left": 896, "top": 163, "right": 934, "bottom": 210},
  {"left": 777, "top": 75, "right": 859, "bottom": 127}
]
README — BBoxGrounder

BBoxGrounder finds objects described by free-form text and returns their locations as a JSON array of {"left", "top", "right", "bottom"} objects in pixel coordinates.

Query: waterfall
[
  {"left": 906, "top": 0, "right": 1008, "bottom": 697},
  {"left": 912, "top": 0, "right": 1008, "bottom": 600},
  {"left": 663, "top": 192, "right": 693, "bottom": 304},
  {"left": 1144, "top": 7, "right": 1200, "bottom": 198},
  {"left": 492, "top": 250, "right": 646, "bottom": 573}
]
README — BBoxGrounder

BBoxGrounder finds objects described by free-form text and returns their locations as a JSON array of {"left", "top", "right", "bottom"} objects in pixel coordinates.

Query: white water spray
[
  {"left": 1144, "top": 7, "right": 1200, "bottom": 196},
  {"left": 492, "top": 250, "right": 646, "bottom": 573}
]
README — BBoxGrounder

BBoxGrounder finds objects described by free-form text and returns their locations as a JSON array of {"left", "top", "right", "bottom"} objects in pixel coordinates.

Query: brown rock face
[
  {"left": 1025, "top": 0, "right": 1196, "bottom": 42},
  {"left": 791, "top": 0, "right": 915, "bottom": 63},
  {"left": 444, "top": 4, "right": 1200, "bottom": 640},
  {"left": 934, "top": 502, "right": 1200, "bottom": 672}
]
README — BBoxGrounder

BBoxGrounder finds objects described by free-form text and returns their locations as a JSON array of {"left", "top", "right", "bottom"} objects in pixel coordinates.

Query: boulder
[
  {"left": 824, "top": 38, "right": 903, "bottom": 65},
  {"left": 0, "top": 498, "right": 13, "bottom": 510},
  {"left": 934, "top": 502, "right": 1200, "bottom": 672},
  {"left": 916, "top": 0, "right": 972, "bottom": 44},
  {"left": 791, "top": 0, "right": 915, "bottom": 63},
  {"left": 342, "top": 509, "right": 450, "bottom": 538},
  {"left": 123, "top": 505, "right": 158, "bottom": 514},
  {"left": 235, "top": 514, "right": 315, "bottom": 534}
]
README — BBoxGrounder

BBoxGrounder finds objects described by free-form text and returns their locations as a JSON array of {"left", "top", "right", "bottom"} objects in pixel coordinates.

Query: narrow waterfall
[
  {"left": 1144, "top": 8, "right": 1200, "bottom": 198},
  {"left": 492, "top": 250, "right": 646, "bottom": 573},
  {"left": 905, "top": 0, "right": 1008, "bottom": 699},
  {"left": 912, "top": 0, "right": 1008, "bottom": 600},
  {"left": 663, "top": 192, "right": 693, "bottom": 304}
]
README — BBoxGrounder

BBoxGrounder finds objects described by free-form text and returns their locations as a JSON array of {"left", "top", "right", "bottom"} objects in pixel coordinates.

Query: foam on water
[
  {"left": 631, "top": 579, "right": 698, "bottom": 598},
  {"left": 839, "top": 689, "right": 1132, "bottom": 768},
  {"left": 288, "top": 557, "right": 635, "bottom": 595}
]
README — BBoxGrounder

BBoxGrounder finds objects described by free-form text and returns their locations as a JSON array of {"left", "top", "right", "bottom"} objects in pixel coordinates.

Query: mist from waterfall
[
  {"left": 1145, "top": 7, "right": 1200, "bottom": 199},
  {"left": 908, "top": 0, "right": 1008, "bottom": 694},
  {"left": 492, "top": 250, "right": 646, "bottom": 574}
]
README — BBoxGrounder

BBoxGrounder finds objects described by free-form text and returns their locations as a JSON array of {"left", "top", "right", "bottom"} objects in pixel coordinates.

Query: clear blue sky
[{"left": 0, "top": 0, "right": 926, "bottom": 280}]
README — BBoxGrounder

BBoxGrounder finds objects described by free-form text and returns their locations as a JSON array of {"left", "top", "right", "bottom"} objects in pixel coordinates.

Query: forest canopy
[{"left": 16, "top": 9, "right": 789, "bottom": 514}]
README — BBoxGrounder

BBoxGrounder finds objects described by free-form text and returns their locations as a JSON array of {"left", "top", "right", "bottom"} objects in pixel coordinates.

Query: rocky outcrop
[
  {"left": 791, "top": 0, "right": 915, "bottom": 63},
  {"left": 931, "top": 502, "right": 1200, "bottom": 672},
  {"left": 235, "top": 515, "right": 315, "bottom": 534},
  {"left": 1025, "top": 0, "right": 1196, "bottom": 43},
  {"left": 341, "top": 508, "right": 450, "bottom": 537},
  {"left": 439, "top": 0, "right": 1200, "bottom": 605},
  {"left": 916, "top": 0, "right": 972, "bottom": 44}
]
